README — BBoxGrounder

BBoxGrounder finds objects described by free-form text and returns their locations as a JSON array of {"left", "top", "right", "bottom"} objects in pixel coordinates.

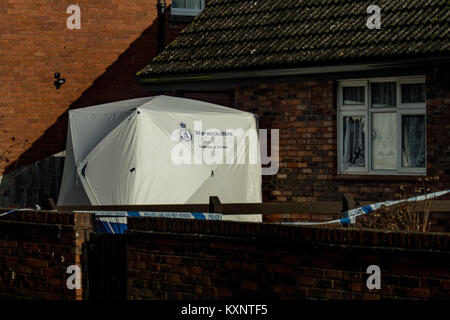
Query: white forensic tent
[{"left": 57, "top": 95, "right": 262, "bottom": 222}]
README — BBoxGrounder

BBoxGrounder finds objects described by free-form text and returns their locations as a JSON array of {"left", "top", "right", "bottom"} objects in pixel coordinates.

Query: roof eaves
[{"left": 136, "top": 56, "right": 450, "bottom": 87}]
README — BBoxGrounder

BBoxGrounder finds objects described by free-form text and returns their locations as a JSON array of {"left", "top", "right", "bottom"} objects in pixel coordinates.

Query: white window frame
[
  {"left": 171, "top": 0, "right": 205, "bottom": 16},
  {"left": 337, "top": 76, "right": 426, "bottom": 176}
]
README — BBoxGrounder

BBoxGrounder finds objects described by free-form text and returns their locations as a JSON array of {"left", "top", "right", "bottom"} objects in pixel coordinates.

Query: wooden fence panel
[{"left": 0, "top": 154, "right": 65, "bottom": 209}]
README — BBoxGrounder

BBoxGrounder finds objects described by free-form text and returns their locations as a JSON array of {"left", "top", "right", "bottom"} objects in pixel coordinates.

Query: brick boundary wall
[
  {"left": 127, "top": 218, "right": 450, "bottom": 300},
  {"left": 0, "top": 210, "right": 94, "bottom": 300},
  {"left": 264, "top": 211, "right": 450, "bottom": 233}
]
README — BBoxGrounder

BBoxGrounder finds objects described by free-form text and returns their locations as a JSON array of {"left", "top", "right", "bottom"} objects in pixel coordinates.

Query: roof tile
[{"left": 139, "top": 0, "right": 450, "bottom": 77}]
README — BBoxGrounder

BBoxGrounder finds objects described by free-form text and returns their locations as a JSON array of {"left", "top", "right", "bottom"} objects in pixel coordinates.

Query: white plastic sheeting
[{"left": 57, "top": 96, "right": 262, "bottom": 222}]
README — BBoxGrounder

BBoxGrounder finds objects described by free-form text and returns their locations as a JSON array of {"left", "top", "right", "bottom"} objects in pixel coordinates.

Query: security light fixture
[{"left": 54, "top": 73, "right": 66, "bottom": 89}]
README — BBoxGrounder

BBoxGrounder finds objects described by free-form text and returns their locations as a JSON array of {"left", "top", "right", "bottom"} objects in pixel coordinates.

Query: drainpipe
[{"left": 157, "top": 0, "right": 166, "bottom": 54}]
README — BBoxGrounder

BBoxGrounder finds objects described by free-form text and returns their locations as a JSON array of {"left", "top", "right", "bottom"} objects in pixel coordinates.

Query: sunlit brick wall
[
  {"left": 0, "top": 1, "right": 193, "bottom": 174},
  {"left": 127, "top": 218, "right": 450, "bottom": 300}
]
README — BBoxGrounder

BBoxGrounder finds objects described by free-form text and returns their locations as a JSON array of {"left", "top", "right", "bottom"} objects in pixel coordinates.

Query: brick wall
[
  {"left": 183, "top": 91, "right": 235, "bottom": 108},
  {"left": 427, "top": 70, "right": 450, "bottom": 182},
  {"left": 127, "top": 218, "right": 450, "bottom": 300},
  {"left": 234, "top": 70, "right": 450, "bottom": 225},
  {"left": 0, "top": 0, "right": 195, "bottom": 174},
  {"left": 235, "top": 81, "right": 337, "bottom": 203},
  {"left": 0, "top": 210, "right": 94, "bottom": 299}
]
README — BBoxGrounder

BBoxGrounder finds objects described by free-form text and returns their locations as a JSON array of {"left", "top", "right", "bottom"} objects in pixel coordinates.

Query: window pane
[
  {"left": 343, "top": 86, "right": 365, "bottom": 105},
  {"left": 402, "top": 115, "right": 426, "bottom": 168},
  {"left": 371, "top": 82, "right": 396, "bottom": 108},
  {"left": 172, "top": 0, "right": 186, "bottom": 8},
  {"left": 186, "top": 0, "right": 202, "bottom": 9},
  {"left": 371, "top": 113, "right": 397, "bottom": 170},
  {"left": 342, "top": 116, "right": 365, "bottom": 168},
  {"left": 401, "top": 83, "right": 426, "bottom": 103}
]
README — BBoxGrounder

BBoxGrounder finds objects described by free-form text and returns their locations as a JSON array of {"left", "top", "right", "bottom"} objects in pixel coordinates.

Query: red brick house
[
  {"left": 0, "top": 1, "right": 219, "bottom": 206},
  {"left": 0, "top": 0, "right": 211, "bottom": 175},
  {"left": 136, "top": 0, "right": 450, "bottom": 219}
]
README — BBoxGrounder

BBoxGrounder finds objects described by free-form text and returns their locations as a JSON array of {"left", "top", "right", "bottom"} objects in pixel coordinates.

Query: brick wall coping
[
  {"left": 0, "top": 210, "right": 93, "bottom": 229},
  {"left": 127, "top": 218, "right": 450, "bottom": 252}
]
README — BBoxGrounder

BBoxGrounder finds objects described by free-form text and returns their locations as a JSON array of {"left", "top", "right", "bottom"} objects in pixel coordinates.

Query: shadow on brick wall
[
  {"left": 5, "top": 20, "right": 161, "bottom": 174},
  {"left": 3, "top": 5, "right": 190, "bottom": 196},
  {"left": 0, "top": 5, "right": 196, "bottom": 210}
]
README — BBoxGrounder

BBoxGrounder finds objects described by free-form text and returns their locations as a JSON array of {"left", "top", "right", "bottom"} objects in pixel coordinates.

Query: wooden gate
[{"left": 87, "top": 233, "right": 127, "bottom": 300}]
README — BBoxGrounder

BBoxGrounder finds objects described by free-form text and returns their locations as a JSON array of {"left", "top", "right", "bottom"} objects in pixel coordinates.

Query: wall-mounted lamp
[{"left": 54, "top": 73, "right": 66, "bottom": 89}]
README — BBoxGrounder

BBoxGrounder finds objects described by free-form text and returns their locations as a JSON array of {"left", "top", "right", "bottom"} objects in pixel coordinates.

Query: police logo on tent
[{"left": 179, "top": 122, "right": 192, "bottom": 141}]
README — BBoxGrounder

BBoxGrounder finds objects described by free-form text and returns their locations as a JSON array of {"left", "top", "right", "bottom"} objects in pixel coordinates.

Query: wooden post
[
  {"left": 47, "top": 198, "right": 57, "bottom": 210},
  {"left": 209, "top": 196, "right": 222, "bottom": 214}
]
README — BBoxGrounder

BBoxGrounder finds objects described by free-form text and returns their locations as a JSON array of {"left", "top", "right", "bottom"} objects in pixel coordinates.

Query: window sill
[{"left": 334, "top": 174, "right": 425, "bottom": 183}]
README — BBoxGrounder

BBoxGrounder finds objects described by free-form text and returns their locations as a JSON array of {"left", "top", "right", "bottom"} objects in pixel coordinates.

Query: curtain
[
  {"left": 372, "top": 82, "right": 396, "bottom": 107},
  {"left": 402, "top": 115, "right": 425, "bottom": 167},
  {"left": 172, "top": 0, "right": 185, "bottom": 8},
  {"left": 371, "top": 113, "right": 397, "bottom": 170},
  {"left": 343, "top": 86, "right": 365, "bottom": 105},
  {"left": 343, "top": 117, "right": 365, "bottom": 168},
  {"left": 401, "top": 83, "right": 426, "bottom": 103},
  {"left": 187, "top": 0, "right": 202, "bottom": 9},
  {"left": 174, "top": 0, "right": 202, "bottom": 9}
]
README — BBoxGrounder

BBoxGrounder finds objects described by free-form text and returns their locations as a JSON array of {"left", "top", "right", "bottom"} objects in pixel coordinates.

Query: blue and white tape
[
  {"left": 282, "top": 189, "right": 450, "bottom": 226},
  {"left": 0, "top": 208, "right": 221, "bottom": 234},
  {"left": 0, "top": 208, "right": 17, "bottom": 217},
  {"left": 83, "top": 211, "right": 222, "bottom": 234},
  {"left": 2, "top": 189, "right": 449, "bottom": 230}
]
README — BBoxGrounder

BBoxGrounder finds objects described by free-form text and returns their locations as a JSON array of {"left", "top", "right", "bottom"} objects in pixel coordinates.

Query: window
[
  {"left": 171, "top": 0, "right": 205, "bottom": 16},
  {"left": 338, "top": 77, "right": 426, "bottom": 175}
]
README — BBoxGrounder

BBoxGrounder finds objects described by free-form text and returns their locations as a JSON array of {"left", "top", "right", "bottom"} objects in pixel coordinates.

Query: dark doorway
[{"left": 87, "top": 234, "right": 127, "bottom": 300}]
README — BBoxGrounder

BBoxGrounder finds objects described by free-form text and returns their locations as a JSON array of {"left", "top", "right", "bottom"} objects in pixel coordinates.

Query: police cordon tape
[
  {"left": 0, "top": 208, "right": 38, "bottom": 217},
  {"left": 1, "top": 189, "right": 449, "bottom": 227},
  {"left": 0, "top": 208, "right": 18, "bottom": 217},
  {"left": 90, "top": 212, "right": 222, "bottom": 234},
  {"left": 280, "top": 189, "right": 450, "bottom": 226}
]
